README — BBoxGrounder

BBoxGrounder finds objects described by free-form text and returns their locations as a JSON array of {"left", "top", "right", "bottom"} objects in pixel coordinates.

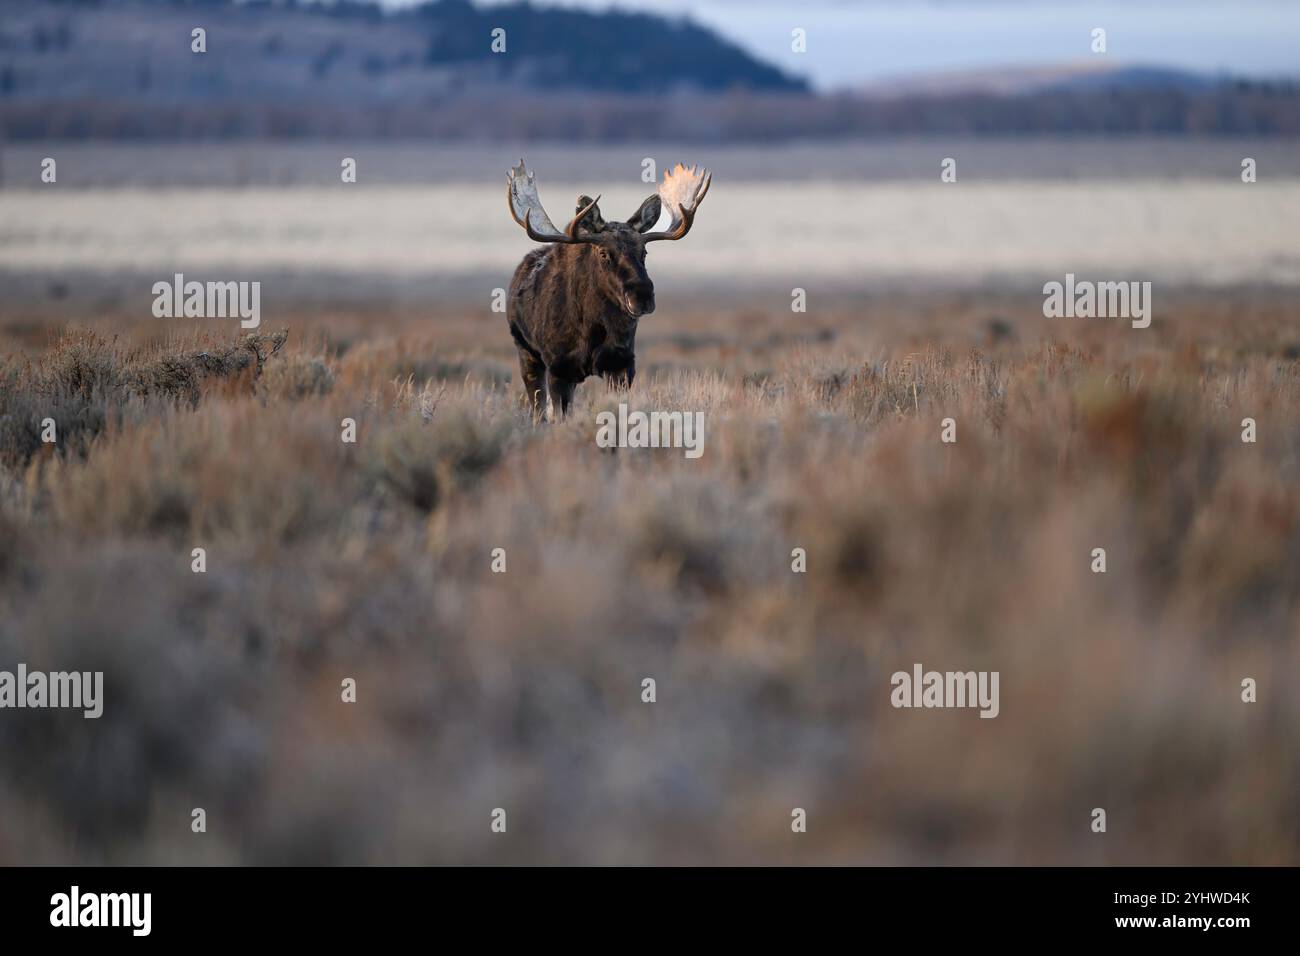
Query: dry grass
[{"left": 1, "top": 293, "right": 1298, "bottom": 864}]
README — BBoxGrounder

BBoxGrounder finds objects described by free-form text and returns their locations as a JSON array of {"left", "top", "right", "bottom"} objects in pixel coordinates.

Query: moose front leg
[
  {"left": 545, "top": 374, "right": 577, "bottom": 420},
  {"left": 516, "top": 348, "right": 546, "bottom": 420}
]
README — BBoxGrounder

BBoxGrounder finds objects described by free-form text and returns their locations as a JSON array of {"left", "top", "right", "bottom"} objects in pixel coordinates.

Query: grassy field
[{"left": 1, "top": 288, "right": 1298, "bottom": 864}]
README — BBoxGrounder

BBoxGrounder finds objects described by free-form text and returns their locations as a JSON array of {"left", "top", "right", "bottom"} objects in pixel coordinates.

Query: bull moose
[{"left": 505, "top": 159, "right": 712, "bottom": 419}]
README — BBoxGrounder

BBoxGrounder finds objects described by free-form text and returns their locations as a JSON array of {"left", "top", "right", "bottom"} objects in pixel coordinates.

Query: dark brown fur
[{"left": 507, "top": 194, "right": 662, "bottom": 418}]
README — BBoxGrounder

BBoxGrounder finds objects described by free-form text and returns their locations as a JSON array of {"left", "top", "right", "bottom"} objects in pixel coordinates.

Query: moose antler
[
  {"left": 507, "top": 160, "right": 600, "bottom": 244},
  {"left": 642, "top": 163, "right": 711, "bottom": 242}
]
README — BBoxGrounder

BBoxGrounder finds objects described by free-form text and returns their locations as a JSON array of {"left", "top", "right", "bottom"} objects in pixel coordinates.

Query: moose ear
[
  {"left": 626, "top": 194, "right": 662, "bottom": 234},
  {"left": 574, "top": 194, "right": 605, "bottom": 234}
]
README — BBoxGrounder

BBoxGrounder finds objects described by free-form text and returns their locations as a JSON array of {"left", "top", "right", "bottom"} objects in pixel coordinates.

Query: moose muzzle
[{"left": 624, "top": 282, "right": 655, "bottom": 318}]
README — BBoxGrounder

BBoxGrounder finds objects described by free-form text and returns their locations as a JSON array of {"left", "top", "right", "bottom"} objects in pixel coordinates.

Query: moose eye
[{"left": 598, "top": 249, "right": 610, "bottom": 261}]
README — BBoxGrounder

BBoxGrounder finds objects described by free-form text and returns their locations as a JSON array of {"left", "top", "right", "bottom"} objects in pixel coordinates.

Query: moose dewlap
[{"left": 504, "top": 159, "right": 711, "bottom": 420}]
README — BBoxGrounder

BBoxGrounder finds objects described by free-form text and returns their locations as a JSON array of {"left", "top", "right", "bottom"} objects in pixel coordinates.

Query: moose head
[{"left": 507, "top": 160, "right": 712, "bottom": 319}]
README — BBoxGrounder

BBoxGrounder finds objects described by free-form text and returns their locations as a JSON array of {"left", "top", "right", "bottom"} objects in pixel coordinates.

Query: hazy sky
[{"left": 377, "top": 0, "right": 1300, "bottom": 90}]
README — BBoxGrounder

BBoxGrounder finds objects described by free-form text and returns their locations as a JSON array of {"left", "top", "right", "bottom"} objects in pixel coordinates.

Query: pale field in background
[{"left": 3, "top": 181, "right": 1299, "bottom": 286}]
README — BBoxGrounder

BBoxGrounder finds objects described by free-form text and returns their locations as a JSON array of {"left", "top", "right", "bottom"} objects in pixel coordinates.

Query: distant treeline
[
  {"left": 1, "top": 0, "right": 806, "bottom": 101},
  {"left": 4, "top": 0, "right": 1298, "bottom": 140},
  {"left": 4, "top": 86, "right": 1299, "bottom": 141}
]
